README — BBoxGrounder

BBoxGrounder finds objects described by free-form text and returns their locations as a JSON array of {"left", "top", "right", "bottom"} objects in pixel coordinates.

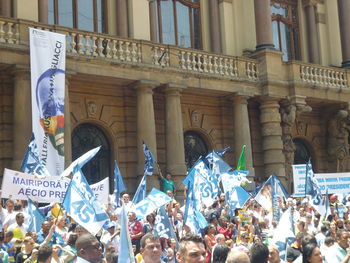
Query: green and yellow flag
[{"left": 236, "top": 145, "right": 247, "bottom": 171}]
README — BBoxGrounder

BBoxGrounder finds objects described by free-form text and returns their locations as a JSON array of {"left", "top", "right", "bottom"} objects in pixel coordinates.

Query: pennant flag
[
  {"left": 60, "top": 146, "right": 101, "bottom": 178},
  {"left": 142, "top": 141, "right": 155, "bottom": 176},
  {"left": 221, "top": 170, "right": 250, "bottom": 193},
  {"left": 305, "top": 159, "right": 318, "bottom": 196},
  {"left": 27, "top": 198, "right": 45, "bottom": 233},
  {"left": 132, "top": 174, "right": 147, "bottom": 204},
  {"left": 118, "top": 205, "right": 135, "bottom": 263},
  {"left": 204, "top": 151, "right": 232, "bottom": 182},
  {"left": 255, "top": 174, "right": 288, "bottom": 221},
  {"left": 114, "top": 161, "right": 127, "bottom": 207},
  {"left": 21, "top": 134, "right": 51, "bottom": 178},
  {"left": 226, "top": 186, "right": 251, "bottom": 218},
  {"left": 154, "top": 206, "right": 178, "bottom": 242},
  {"left": 62, "top": 169, "right": 109, "bottom": 236},
  {"left": 236, "top": 145, "right": 247, "bottom": 171},
  {"left": 134, "top": 188, "right": 172, "bottom": 219},
  {"left": 271, "top": 207, "right": 295, "bottom": 260},
  {"left": 182, "top": 160, "right": 219, "bottom": 210},
  {"left": 215, "top": 147, "right": 230, "bottom": 156},
  {"left": 183, "top": 180, "right": 208, "bottom": 233}
]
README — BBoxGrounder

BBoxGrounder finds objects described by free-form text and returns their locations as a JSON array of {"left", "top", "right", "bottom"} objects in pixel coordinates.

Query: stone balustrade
[{"left": 1, "top": 17, "right": 350, "bottom": 88}]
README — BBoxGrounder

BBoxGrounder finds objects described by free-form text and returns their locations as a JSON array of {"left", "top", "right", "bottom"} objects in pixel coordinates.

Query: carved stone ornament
[
  {"left": 191, "top": 110, "right": 202, "bottom": 127},
  {"left": 87, "top": 101, "right": 97, "bottom": 116}
]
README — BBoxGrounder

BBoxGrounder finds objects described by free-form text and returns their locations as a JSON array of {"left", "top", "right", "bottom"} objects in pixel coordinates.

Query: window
[
  {"left": 48, "top": 0, "right": 107, "bottom": 33},
  {"left": 155, "top": 0, "right": 201, "bottom": 49},
  {"left": 72, "top": 123, "right": 111, "bottom": 184},
  {"left": 184, "top": 131, "right": 208, "bottom": 170},
  {"left": 293, "top": 138, "right": 311, "bottom": 165},
  {"left": 271, "top": 0, "right": 300, "bottom": 61}
]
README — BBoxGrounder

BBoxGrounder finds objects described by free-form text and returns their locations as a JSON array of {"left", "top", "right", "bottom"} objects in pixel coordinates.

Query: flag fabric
[
  {"left": 60, "top": 146, "right": 101, "bottom": 178},
  {"left": 236, "top": 145, "right": 247, "bottom": 171},
  {"left": 132, "top": 174, "right": 147, "bottom": 204},
  {"left": 134, "top": 188, "right": 172, "bottom": 219},
  {"left": 114, "top": 161, "right": 127, "bottom": 207},
  {"left": 21, "top": 133, "right": 51, "bottom": 177},
  {"left": 255, "top": 175, "right": 288, "bottom": 221},
  {"left": 154, "top": 206, "right": 178, "bottom": 242},
  {"left": 221, "top": 170, "right": 250, "bottom": 193},
  {"left": 30, "top": 28, "right": 66, "bottom": 176},
  {"left": 215, "top": 147, "right": 230, "bottom": 156},
  {"left": 118, "top": 205, "right": 135, "bottom": 263},
  {"left": 271, "top": 207, "right": 295, "bottom": 260},
  {"left": 205, "top": 151, "right": 232, "bottom": 182},
  {"left": 62, "top": 168, "right": 109, "bottom": 236},
  {"left": 182, "top": 160, "right": 219, "bottom": 210},
  {"left": 305, "top": 159, "right": 318, "bottom": 196},
  {"left": 27, "top": 198, "right": 45, "bottom": 233},
  {"left": 226, "top": 186, "right": 251, "bottom": 217},
  {"left": 142, "top": 141, "right": 155, "bottom": 176}
]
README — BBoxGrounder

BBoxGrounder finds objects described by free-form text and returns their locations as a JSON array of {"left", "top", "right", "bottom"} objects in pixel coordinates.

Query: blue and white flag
[
  {"left": 271, "top": 207, "right": 295, "bottom": 260},
  {"left": 154, "top": 206, "right": 178, "bottom": 242},
  {"left": 114, "top": 161, "right": 127, "bottom": 207},
  {"left": 182, "top": 160, "right": 219, "bottom": 210},
  {"left": 305, "top": 160, "right": 318, "bottom": 197},
  {"left": 62, "top": 168, "right": 109, "bottom": 236},
  {"left": 21, "top": 134, "right": 51, "bottom": 178},
  {"left": 118, "top": 205, "right": 135, "bottom": 263},
  {"left": 215, "top": 147, "right": 230, "bottom": 156},
  {"left": 226, "top": 186, "right": 251, "bottom": 217},
  {"left": 221, "top": 170, "right": 250, "bottom": 193},
  {"left": 134, "top": 188, "right": 172, "bottom": 219},
  {"left": 204, "top": 151, "right": 231, "bottom": 182},
  {"left": 255, "top": 174, "right": 288, "bottom": 221},
  {"left": 132, "top": 174, "right": 147, "bottom": 204},
  {"left": 60, "top": 146, "right": 101, "bottom": 178},
  {"left": 143, "top": 141, "right": 155, "bottom": 176},
  {"left": 27, "top": 198, "right": 45, "bottom": 233}
]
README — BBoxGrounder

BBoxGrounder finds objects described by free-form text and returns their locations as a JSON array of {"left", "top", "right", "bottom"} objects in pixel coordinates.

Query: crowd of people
[{"left": 0, "top": 172, "right": 350, "bottom": 263}]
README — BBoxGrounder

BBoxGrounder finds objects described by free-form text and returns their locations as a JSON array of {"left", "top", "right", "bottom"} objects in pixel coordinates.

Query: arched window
[
  {"left": 72, "top": 123, "right": 111, "bottom": 184},
  {"left": 184, "top": 131, "right": 208, "bottom": 169},
  {"left": 155, "top": 0, "right": 201, "bottom": 49},
  {"left": 271, "top": 0, "right": 300, "bottom": 61},
  {"left": 293, "top": 138, "right": 311, "bottom": 165},
  {"left": 48, "top": 0, "right": 107, "bottom": 33}
]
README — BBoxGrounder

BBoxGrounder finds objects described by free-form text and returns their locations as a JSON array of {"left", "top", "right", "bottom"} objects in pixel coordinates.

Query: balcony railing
[{"left": 0, "top": 17, "right": 349, "bottom": 89}]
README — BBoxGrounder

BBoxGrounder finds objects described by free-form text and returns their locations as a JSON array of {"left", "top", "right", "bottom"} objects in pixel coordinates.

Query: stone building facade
[{"left": 0, "top": 0, "right": 350, "bottom": 196}]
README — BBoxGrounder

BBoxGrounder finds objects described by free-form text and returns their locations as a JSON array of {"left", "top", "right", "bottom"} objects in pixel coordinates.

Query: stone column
[
  {"left": 165, "top": 84, "right": 187, "bottom": 196},
  {"left": 304, "top": 0, "right": 320, "bottom": 64},
  {"left": 1, "top": 0, "right": 11, "bottom": 17},
  {"left": 254, "top": 0, "right": 274, "bottom": 50},
  {"left": 135, "top": 80, "right": 159, "bottom": 189},
  {"left": 209, "top": 0, "right": 222, "bottom": 53},
  {"left": 338, "top": 0, "right": 350, "bottom": 68},
  {"left": 12, "top": 68, "right": 32, "bottom": 170},
  {"left": 259, "top": 98, "right": 286, "bottom": 185},
  {"left": 232, "top": 95, "right": 255, "bottom": 178},
  {"left": 38, "top": 0, "right": 48, "bottom": 24},
  {"left": 149, "top": 0, "right": 158, "bottom": 42},
  {"left": 117, "top": 0, "right": 128, "bottom": 37},
  {"left": 64, "top": 77, "right": 72, "bottom": 168}
]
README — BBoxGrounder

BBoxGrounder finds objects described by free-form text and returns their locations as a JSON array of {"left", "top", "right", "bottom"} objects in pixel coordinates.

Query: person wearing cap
[{"left": 100, "top": 221, "right": 119, "bottom": 256}]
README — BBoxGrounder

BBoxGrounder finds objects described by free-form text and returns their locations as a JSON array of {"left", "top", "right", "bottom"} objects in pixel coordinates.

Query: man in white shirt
[
  {"left": 7, "top": 212, "right": 28, "bottom": 240},
  {"left": 325, "top": 229, "right": 350, "bottom": 263}
]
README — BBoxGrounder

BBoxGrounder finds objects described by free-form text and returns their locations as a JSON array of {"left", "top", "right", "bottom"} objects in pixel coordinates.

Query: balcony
[{"left": 0, "top": 17, "right": 349, "bottom": 92}]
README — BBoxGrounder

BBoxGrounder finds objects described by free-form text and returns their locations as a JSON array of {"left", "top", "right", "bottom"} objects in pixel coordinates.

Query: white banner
[
  {"left": 292, "top": 164, "right": 350, "bottom": 195},
  {"left": 1, "top": 169, "right": 109, "bottom": 204},
  {"left": 30, "top": 28, "right": 66, "bottom": 176}
]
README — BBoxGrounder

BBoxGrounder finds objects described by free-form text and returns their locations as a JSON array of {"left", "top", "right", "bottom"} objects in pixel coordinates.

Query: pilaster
[
  {"left": 303, "top": 0, "right": 320, "bottom": 64},
  {"left": 38, "top": 0, "right": 48, "bottom": 24},
  {"left": 254, "top": 0, "right": 274, "bottom": 50},
  {"left": 12, "top": 67, "right": 32, "bottom": 170},
  {"left": 337, "top": 0, "right": 350, "bottom": 68}
]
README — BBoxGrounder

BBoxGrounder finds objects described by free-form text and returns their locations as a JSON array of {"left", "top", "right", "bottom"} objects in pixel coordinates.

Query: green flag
[{"left": 236, "top": 145, "right": 246, "bottom": 170}]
